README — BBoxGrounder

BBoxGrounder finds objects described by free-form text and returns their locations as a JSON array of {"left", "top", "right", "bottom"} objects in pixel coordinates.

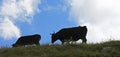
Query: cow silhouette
[
  {"left": 12, "top": 34, "right": 41, "bottom": 47},
  {"left": 51, "top": 26, "right": 87, "bottom": 44}
]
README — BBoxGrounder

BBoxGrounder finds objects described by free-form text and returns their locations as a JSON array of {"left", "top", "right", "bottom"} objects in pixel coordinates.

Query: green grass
[{"left": 0, "top": 41, "right": 120, "bottom": 57}]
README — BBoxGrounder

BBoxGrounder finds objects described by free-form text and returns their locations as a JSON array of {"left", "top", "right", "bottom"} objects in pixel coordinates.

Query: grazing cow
[
  {"left": 51, "top": 26, "right": 87, "bottom": 44},
  {"left": 12, "top": 34, "right": 41, "bottom": 47}
]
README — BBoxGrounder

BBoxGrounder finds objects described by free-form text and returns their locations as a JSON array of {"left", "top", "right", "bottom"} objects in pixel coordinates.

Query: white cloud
[
  {"left": 0, "top": 0, "right": 40, "bottom": 23},
  {"left": 67, "top": 0, "right": 120, "bottom": 43},
  {"left": 0, "top": 17, "right": 20, "bottom": 40},
  {"left": 0, "top": 0, "right": 41, "bottom": 40},
  {"left": 41, "top": 0, "right": 68, "bottom": 12}
]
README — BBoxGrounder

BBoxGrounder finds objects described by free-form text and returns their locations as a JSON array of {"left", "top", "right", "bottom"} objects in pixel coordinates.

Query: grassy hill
[{"left": 0, "top": 41, "right": 120, "bottom": 57}]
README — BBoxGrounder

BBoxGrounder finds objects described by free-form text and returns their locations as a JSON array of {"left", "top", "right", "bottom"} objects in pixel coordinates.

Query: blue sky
[
  {"left": 1, "top": 0, "right": 120, "bottom": 47},
  {"left": 30, "top": 0, "right": 77, "bottom": 44},
  {"left": 0, "top": 0, "right": 77, "bottom": 47}
]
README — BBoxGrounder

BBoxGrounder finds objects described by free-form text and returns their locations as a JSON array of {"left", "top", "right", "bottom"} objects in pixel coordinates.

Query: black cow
[
  {"left": 51, "top": 26, "right": 87, "bottom": 44},
  {"left": 12, "top": 34, "right": 41, "bottom": 47}
]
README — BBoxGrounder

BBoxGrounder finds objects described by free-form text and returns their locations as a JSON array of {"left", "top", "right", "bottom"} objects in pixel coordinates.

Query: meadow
[{"left": 0, "top": 41, "right": 120, "bottom": 57}]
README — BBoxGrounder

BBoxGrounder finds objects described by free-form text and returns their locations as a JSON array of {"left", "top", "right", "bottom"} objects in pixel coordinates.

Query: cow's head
[
  {"left": 12, "top": 44, "right": 17, "bottom": 47},
  {"left": 51, "top": 33, "right": 58, "bottom": 44}
]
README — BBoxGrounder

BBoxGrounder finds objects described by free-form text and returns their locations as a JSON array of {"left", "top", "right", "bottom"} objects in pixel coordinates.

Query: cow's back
[
  {"left": 13, "top": 34, "right": 41, "bottom": 47},
  {"left": 54, "top": 26, "right": 87, "bottom": 41}
]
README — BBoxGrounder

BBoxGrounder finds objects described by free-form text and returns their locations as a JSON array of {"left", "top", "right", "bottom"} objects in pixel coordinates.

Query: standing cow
[
  {"left": 12, "top": 34, "right": 41, "bottom": 47},
  {"left": 51, "top": 26, "right": 87, "bottom": 44}
]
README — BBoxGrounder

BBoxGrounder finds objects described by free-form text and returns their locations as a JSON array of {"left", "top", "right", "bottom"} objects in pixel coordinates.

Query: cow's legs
[
  {"left": 82, "top": 38, "right": 87, "bottom": 43},
  {"left": 35, "top": 42, "right": 40, "bottom": 46},
  {"left": 36, "top": 43, "right": 40, "bottom": 45}
]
